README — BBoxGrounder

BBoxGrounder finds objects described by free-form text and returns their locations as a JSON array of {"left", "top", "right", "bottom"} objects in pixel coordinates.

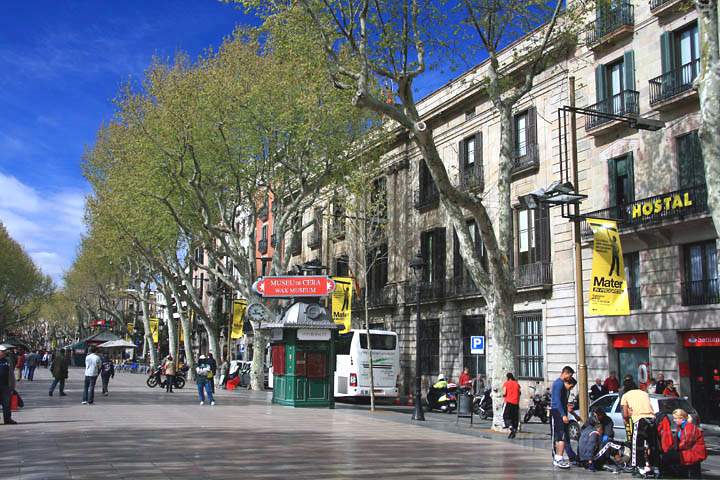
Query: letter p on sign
[{"left": 470, "top": 336, "right": 485, "bottom": 355}]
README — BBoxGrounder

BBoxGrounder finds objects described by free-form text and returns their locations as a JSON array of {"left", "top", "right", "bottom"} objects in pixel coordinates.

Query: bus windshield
[{"left": 359, "top": 333, "right": 396, "bottom": 350}]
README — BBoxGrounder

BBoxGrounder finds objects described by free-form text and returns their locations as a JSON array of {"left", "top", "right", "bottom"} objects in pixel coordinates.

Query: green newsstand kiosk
[{"left": 261, "top": 301, "right": 339, "bottom": 408}]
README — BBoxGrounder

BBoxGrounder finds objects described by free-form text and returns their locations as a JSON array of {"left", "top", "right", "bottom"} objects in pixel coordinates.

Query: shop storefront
[
  {"left": 681, "top": 331, "right": 720, "bottom": 425},
  {"left": 611, "top": 333, "right": 650, "bottom": 387}
]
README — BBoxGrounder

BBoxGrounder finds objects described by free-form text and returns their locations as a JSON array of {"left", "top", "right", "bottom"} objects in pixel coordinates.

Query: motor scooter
[
  {"left": 523, "top": 385, "right": 550, "bottom": 423},
  {"left": 473, "top": 387, "right": 493, "bottom": 419},
  {"left": 426, "top": 382, "right": 458, "bottom": 413}
]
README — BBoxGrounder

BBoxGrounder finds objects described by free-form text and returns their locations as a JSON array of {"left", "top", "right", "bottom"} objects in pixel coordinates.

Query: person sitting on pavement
[
  {"left": 0, "top": 345, "right": 17, "bottom": 425},
  {"left": 588, "top": 408, "right": 625, "bottom": 472},
  {"left": 662, "top": 379, "right": 680, "bottom": 397}
]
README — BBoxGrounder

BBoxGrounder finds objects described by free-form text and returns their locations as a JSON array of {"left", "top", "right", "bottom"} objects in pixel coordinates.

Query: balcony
[
  {"left": 511, "top": 144, "right": 539, "bottom": 176},
  {"left": 585, "top": 90, "right": 639, "bottom": 134},
  {"left": 448, "top": 275, "right": 481, "bottom": 297},
  {"left": 628, "top": 286, "right": 642, "bottom": 310},
  {"left": 681, "top": 279, "right": 720, "bottom": 306},
  {"left": 258, "top": 239, "right": 268, "bottom": 255},
  {"left": 581, "top": 184, "right": 709, "bottom": 238},
  {"left": 307, "top": 230, "right": 322, "bottom": 250},
  {"left": 650, "top": 0, "right": 691, "bottom": 17},
  {"left": 649, "top": 60, "right": 700, "bottom": 109},
  {"left": 405, "top": 280, "right": 445, "bottom": 304},
  {"left": 414, "top": 185, "right": 440, "bottom": 211},
  {"left": 331, "top": 223, "right": 346, "bottom": 241},
  {"left": 586, "top": 3, "right": 634, "bottom": 50},
  {"left": 514, "top": 262, "right": 552, "bottom": 291},
  {"left": 258, "top": 205, "right": 269, "bottom": 222},
  {"left": 459, "top": 164, "right": 484, "bottom": 191},
  {"left": 353, "top": 285, "right": 397, "bottom": 309}
]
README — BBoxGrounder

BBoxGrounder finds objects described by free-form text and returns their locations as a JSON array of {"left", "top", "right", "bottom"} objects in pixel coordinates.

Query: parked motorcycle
[
  {"left": 523, "top": 385, "right": 550, "bottom": 423},
  {"left": 146, "top": 365, "right": 187, "bottom": 389},
  {"left": 426, "top": 382, "right": 458, "bottom": 413},
  {"left": 473, "top": 387, "right": 493, "bottom": 419}
]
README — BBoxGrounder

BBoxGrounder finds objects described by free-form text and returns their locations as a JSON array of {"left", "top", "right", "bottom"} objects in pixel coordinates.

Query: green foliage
[{"left": 0, "top": 223, "right": 54, "bottom": 333}]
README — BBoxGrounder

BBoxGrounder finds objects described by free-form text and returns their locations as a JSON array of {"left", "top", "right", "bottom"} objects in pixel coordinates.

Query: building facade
[{"left": 261, "top": 0, "right": 718, "bottom": 424}]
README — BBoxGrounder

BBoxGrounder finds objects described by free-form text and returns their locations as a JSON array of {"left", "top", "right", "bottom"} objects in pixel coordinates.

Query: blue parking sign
[{"left": 470, "top": 336, "right": 485, "bottom": 355}]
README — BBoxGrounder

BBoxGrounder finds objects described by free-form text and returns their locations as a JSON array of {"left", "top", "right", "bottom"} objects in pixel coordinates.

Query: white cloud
[{"left": 0, "top": 172, "right": 87, "bottom": 284}]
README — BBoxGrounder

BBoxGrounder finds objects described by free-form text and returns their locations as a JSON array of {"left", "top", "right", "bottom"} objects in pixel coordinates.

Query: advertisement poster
[
  {"left": 588, "top": 218, "right": 630, "bottom": 316},
  {"left": 331, "top": 277, "right": 353, "bottom": 334},
  {"left": 231, "top": 300, "right": 248, "bottom": 339}
]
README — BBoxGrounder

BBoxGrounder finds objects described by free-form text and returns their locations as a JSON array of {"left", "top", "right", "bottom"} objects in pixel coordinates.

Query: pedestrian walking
[
  {"left": 621, "top": 378, "right": 659, "bottom": 477},
  {"left": 196, "top": 355, "right": 215, "bottom": 406},
  {"left": 82, "top": 347, "right": 102, "bottom": 405},
  {"left": 550, "top": 365, "right": 575, "bottom": 469},
  {"left": 163, "top": 355, "right": 176, "bottom": 393},
  {"left": 26, "top": 351, "right": 40, "bottom": 381},
  {"left": 49, "top": 350, "right": 68, "bottom": 396},
  {"left": 502, "top": 372, "right": 520, "bottom": 439},
  {"left": 207, "top": 353, "right": 217, "bottom": 393},
  {"left": 15, "top": 351, "right": 24, "bottom": 382},
  {"left": 100, "top": 354, "right": 114, "bottom": 396},
  {"left": 0, "top": 345, "right": 17, "bottom": 425}
]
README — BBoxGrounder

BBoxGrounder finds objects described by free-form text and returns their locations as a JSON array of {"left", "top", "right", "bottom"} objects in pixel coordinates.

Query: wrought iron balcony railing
[
  {"left": 353, "top": 285, "right": 397, "bottom": 308},
  {"left": 448, "top": 275, "right": 480, "bottom": 297},
  {"left": 258, "top": 205, "right": 269, "bottom": 222},
  {"left": 514, "top": 262, "right": 552, "bottom": 289},
  {"left": 459, "top": 163, "right": 484, "bottom": 191},
  {"left": 258, "top": 239, "right": 268, "bottom": 255},
  {"left": 414, "top": 185, "right": 440, "bottom": 211},
  {"left": 586, "top": 90, "right": 639, "bottom": 130},
  {"left": 405, "top": 280, "right": 445, "bottom": 303},
  {"left": 290, "top": 235, "right": 302, "bottom": 256},
  {"left": 681, "top": 279, "right": 720, "bottom": 306},
  {"left": 511, "top": 143, "right": 539, "bottom": 175},
  {"left": 586, "top": 2, "right": 634, "bottom": 46},
  {"left": 649, "top": 59, "right": 700, "bottom": 106},
  {"left": 581, "top": 184, "right": 708, "bottom": 238}
]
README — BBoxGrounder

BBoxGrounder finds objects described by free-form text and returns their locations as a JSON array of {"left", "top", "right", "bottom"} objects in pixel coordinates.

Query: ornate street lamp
[{"left": 409, "top": 252, "right": 425, "bottom": 421}]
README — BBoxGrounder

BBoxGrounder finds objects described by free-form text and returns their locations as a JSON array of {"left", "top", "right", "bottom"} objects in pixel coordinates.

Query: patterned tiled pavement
[{"left": 3, "top": 368, "right": 715, "bottom": 479}]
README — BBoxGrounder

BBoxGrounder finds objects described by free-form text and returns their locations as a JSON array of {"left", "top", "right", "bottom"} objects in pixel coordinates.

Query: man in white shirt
[{"left": 82, "top": 346, "right": 102, "bottom": 405}]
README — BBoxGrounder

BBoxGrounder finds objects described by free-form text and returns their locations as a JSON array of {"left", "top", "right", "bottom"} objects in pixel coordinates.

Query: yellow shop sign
[{"left": 631, "top": 192, "right": 693, "bottom": 219}]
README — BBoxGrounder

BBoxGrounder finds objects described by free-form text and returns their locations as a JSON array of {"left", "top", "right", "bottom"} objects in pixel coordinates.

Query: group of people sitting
[{"left": 577, "top": 377, "right": 707, "bottom": 478}]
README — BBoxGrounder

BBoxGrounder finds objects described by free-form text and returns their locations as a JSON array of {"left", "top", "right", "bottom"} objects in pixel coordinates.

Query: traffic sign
[
  {"left": 253, "top": 276, "right": 337, "bottom": 298},
  {"left": 470, "top": 335, "right": 485, "bottom": 355}
]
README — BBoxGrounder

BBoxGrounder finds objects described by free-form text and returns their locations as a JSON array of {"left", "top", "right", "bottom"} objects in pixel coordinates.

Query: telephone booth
[{"left": 261, "top": 302, "right": 338, "bottom": 408}]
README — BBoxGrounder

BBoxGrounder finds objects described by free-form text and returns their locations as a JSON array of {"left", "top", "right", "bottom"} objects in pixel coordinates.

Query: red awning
[
  {"left": 682, "top": 331, "right": 720, "bottom": 348},
  {"left": 611, "top": 333, "right": 649, "bottom": 349}
]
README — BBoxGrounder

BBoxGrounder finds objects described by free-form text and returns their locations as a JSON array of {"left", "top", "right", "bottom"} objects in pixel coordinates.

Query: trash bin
[{"left": 457, "top": 390, "right": 474, "bottom": 425}]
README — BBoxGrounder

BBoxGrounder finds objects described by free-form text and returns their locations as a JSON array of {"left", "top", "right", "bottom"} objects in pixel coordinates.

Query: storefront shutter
[
  {"left": 623, "top": 50, "right": 636, "bottom": 90},
  {"left": 595, "top": 65, "right": 607, "bottom": 103}
]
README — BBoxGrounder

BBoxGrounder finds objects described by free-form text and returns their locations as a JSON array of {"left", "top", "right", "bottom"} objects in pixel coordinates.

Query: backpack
[{"left": 656, "top": 412, "right": 674, "bottom": 454}]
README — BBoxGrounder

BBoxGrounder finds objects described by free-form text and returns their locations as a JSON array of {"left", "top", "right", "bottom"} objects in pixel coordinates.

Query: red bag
[{"left": 10, "top": 391, "right": 20, "bottom": 411}]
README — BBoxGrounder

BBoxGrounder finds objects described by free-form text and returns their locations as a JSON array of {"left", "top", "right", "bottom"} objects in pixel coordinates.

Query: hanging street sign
[{"left": 252, "top": 276, "right": 337, "bottom": 298}]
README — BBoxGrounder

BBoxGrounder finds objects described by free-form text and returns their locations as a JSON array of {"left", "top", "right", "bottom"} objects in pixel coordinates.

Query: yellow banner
[
  {"left": 231, "top": 300, "right": 248, "bottom": 339},
  {"left": 588, "top": 218, "right": 630, "bottom": 316},
  {"left": 127, "top": 322, "right": 134, "bottom": 335},
  {"left": 179, "top": 323, "right": 184, "bottom": 343},
  {"left": 149, "top": 317, "right": 160, "bottom": 343},
  {"left": 331, "top": 277, "right": 353, "bottom": 334}
]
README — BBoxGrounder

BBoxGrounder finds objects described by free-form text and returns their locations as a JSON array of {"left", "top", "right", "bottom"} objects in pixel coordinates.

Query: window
[
  {"left": 608, "top": 153, "right": 635, "bottom": 207},
  {"left": 453, "top": 221, "right": 485, "bottom": 288},
  {"left": 624, "top": 252, "right": 641, "bottom": 310},
  {"left": 371, "top": 177, "right": 387, "bottom": 221},
  {"left": 515, "top": 207, "right": 550, "bottom": 266},
  {"left": 677, "top": 23, "right": 700, "bottom": 67},
  {"left": 261, "top": 224, "right": 268, "bottom": 241},
  {"left": 366, "top": 244, "right": 388, "bottom": 292},
  {"left": 359, "top": 333, "right": 396, "bottom": 350},
  {"left": 420, "top": 229, "right": 446, "bottom": 287},
  {"left": 332, "top": 202, "right": 346, "bottom": 238},
  {"left": 419, "top": 319, "right": 440, "bottom": 375},
  {"left": 335, "top": 255, "right": 349, "bottom": 277},
  {"left": 682, "top": 240, "right": 719, "bottom": 305},
  {"left": 271, "top": 345, "right": 286, "bottom": 376},
  {"left": 462, "top": 316, "right": 486, "bottom": 377},
  {"left": 594, "top": 51, "right": 635, "bottom": 115},
  {"left": 515, "top": 112, "right": 527, "bottom": 157},
  {"left": 459, "top": 133, "right": 483, "bottom": 190},
  {"left": 515, "top": 311, "right": 543, "bottom": 379},
  {"left": 677, "top": 131, "right": 705, "bottom": 189},
  {"left": 607, "top": 58, "right": 625, "bottom": 99}
]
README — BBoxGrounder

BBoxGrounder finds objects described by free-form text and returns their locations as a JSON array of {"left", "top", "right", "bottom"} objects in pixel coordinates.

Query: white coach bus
[{"left": 333, "top": 329, "right": 400, "bottom": 399}]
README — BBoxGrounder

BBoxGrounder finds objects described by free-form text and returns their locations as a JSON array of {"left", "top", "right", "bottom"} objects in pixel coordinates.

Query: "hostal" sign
[{"left": 631, "top": 192, "right": 693, "bottom": 219}]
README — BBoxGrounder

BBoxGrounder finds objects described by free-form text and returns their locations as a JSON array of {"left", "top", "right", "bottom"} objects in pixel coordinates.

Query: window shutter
[
  {"left": 608, "top": 158, "right": 617, "bottom": 207},
  {"left": 453, "top": 229, "right": 463, "bottom": 280},
  {"left": 435, "top": 228, "right": 446, "bottom": 287},
  {"left": 475, "top": 131, "right": 484, "bottom": 190},
  {"left": 623, "top": 50, "right": 636, "bottom": 90},
  {"left": 660, "top": 32, "right": 674, "bottom": 74},
  {"left": 527, "top": 107, "right": 537, "bottom": 148},
  {"left": 535, "top": 207, "right": 551, "bottom": 263},
  {"left": 595, "top": 65, "right": 607, "bottom": 103},
  {"left": 458, "top": 139, "right": 466, "bottom": 171},
  {"left": 626, "top": 151, "right": 635, "bottom": 204},
  {"left": 678, "top": 135, "right": 692, "bottom": 189}
]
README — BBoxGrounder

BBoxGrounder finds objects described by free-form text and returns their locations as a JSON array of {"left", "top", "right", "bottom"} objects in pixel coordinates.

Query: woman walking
[{"left": 163, "top": 355, "right": 176, "bottom": 393}]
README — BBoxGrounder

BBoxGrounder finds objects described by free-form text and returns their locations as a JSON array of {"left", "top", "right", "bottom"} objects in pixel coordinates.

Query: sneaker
[
  {"left": 49, "top": 392, "right": 53, "bottom": 396},
  {"left": 553, "top": 458, "right": 571, "bottom": 469},
  {"left": 200, "top": 401, "right": 204, "bottom": 405},
  {"left": 103, "top": 392, "right": 108, "bottom": 396},
  {"left": 81, "top": 401, "right": 88, "bottom": 405},
  {"left": 4, "top": 419, "right": 17, "bottom": 425},
  {"left": 59, "top": 393, "right": 67, "bottom": 396},
  {"left": 211, "top": 401, "right": 216, "bottom": 406}
]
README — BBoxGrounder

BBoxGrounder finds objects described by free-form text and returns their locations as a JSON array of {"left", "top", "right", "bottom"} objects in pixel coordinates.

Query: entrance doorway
[
  {"left": 684, "top": 331, "right": 720, "bottom": 425},
  {"left": 611, "top": 333, "right": 649, "bottom": 387}
]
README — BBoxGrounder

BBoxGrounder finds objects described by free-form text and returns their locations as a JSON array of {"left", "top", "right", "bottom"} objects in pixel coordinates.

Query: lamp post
[{"left": 409, "top": 252, "right": 425, "bottom": 421}]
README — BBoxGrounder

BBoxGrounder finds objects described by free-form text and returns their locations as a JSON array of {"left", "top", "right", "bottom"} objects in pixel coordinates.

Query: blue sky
[{"left": 0, "top": 1, "right": 471, "bottom": 285}]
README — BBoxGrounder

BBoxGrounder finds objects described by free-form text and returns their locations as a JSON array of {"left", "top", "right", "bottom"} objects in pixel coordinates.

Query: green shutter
[
  {"left": 595, "top": 65, "right": 607, "bottom": 103},
  {"left": 608, "top": 158, "right": 617, "bottom": 207},
  {"left": 623, "top": 50, "right": 635, "bottom": 90},
  {"left": 458, "top": 139, "right": 466, "bottom": 170},
  {"left": 475, "top": 132, "right": 484, "bottom": 191},
  {"left": 626, "top": 151, "right": 635, "bottom": 204},
  {"left": 660, "top": 32, "right": 674, "bottom": 74}
]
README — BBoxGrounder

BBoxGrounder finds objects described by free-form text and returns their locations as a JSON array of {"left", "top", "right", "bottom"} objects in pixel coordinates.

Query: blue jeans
[
  {"left": 83, "top": 375, "right": 98, "bottom": 403},
  {"left": 197, "top": 381, "right": 214, "bottom": 403},
  {"left": 49, "top": 378, "right": 65, "bottom": 394}
]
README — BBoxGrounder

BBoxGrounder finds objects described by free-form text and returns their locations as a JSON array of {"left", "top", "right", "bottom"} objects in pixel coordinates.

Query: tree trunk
[
  {"left": 364, "top": 292, "right": 376, "bottom": 412},
  {"left": 140, "top": 297, "right": 158, "bottom": 368},
  {"left": 250, "top": 323, "right": 267, "bottom": 391},
  {"left": 178, "top": 310, "right": 196, "bottom": 380},
  {"left": 206, "top": 325, "right": 221, "bottom": 364},
  {"left": 488, "top": 298, "right": 516, "bottom": 430},
  {"left": 697, "top": 0, "right": 720, "bottom": 236},
  {"left": 167, "top": 313, "right": 177, "bottom": 364}
]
